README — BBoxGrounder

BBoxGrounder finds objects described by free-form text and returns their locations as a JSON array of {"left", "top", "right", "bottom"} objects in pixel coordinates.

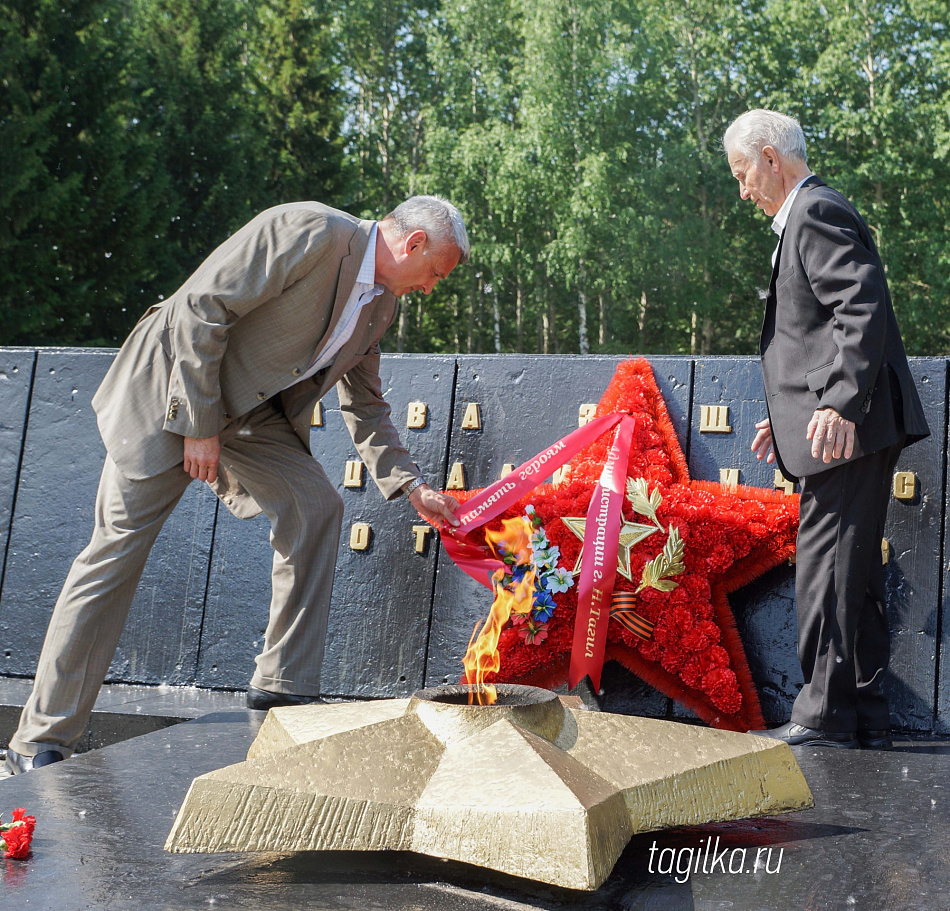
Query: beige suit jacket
[{"left": 92, "top": 202, "right": 419, "bottom": 518}]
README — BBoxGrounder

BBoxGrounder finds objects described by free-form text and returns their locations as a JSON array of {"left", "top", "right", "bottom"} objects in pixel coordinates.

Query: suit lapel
[
  {"left": 766, "top": 175, "right": 826, "bottom": 297},
  {"left": 326, "top": 291, "right": 398, "bottom": 385}
]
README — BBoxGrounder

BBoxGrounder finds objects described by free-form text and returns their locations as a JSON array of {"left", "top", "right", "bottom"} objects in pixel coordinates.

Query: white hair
[
  {"left": 384, "top": 195, "right": 470, "bottom": 263},
  {"left": 723, "top": 109, "right": 808, "bottom": 164}
]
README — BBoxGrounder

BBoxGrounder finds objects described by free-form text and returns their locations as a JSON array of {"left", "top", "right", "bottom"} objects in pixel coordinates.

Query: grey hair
[
  {"left": 723, "top": 109, "right": 808, "bottom": 164},
  {"left": 383, "top": 195, "right": 470, "bottom": 264}
]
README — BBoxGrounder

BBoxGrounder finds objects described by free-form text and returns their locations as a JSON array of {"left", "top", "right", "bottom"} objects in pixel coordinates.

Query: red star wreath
[{"left": 446, "top": 359, "right": 799, "bottom": 732}]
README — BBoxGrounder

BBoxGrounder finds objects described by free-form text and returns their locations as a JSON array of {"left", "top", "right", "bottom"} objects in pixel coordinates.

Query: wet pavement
[{"left": 1, "top": 711, "right": 948, "bottom": 910}]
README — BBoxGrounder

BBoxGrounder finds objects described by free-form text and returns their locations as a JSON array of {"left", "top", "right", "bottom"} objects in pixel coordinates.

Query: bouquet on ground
[{"left": 1, "top": 808, "right": 36, "bottom": 859}]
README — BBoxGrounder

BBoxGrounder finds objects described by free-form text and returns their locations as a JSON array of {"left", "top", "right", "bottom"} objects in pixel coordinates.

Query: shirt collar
[
  {"left": 356, "top": 223, "right": 381, "bottom": 288},
  {"left": 771, "top": 176, "right": 811, "bottom": 237}
]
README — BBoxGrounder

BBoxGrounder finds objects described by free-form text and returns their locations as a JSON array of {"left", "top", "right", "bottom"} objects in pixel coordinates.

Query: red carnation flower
[
  {"left": 660, "top": 646, "right": 687, "bottom": 674},
  {"left": 703, "top": 667, "right": 742, "bottom": 714},
  {"left": 1, "top": 808, "right": 36, "bottom": 859},
  {"left": 681, "top": 619, "right": 721, "bottom": 652}
]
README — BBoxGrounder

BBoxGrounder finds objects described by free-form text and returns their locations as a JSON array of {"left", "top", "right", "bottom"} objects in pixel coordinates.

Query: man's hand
[
  {"left": 408, "top": 483, "right": 460, "bottom": 528},
  {"left": 183, "top": 435, "right": 221, "bottom": 483},
  {"left": 751, "top": 418, "right": 776, "bottom": 464},
  {"left": 806, "top": 407, "right": 855, "bottom": 463}
]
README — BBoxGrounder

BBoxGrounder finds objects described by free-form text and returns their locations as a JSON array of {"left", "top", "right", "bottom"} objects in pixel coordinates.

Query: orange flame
[{"left": 462, "top": 516, "right": 535, "bottom": 705}]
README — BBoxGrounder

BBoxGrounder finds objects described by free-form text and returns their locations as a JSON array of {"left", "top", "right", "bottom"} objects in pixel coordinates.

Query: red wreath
[{"left": 449, "top": 359, "right": 799, "bottom": 732}]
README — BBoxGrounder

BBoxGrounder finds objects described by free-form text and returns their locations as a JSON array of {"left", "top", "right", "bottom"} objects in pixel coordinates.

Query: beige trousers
[{"left": 11, "top": 400, "right": 343, "bottom": 757}]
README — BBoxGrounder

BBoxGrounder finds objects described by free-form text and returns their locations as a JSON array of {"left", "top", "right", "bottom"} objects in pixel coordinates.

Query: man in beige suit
[{"left": 6, "top": 195, "right": 467, "bottom": 773}]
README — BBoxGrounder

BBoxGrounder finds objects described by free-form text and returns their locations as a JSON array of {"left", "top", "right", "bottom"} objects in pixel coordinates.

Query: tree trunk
[
  {"left": 492, "top": 277, "right": 502, "bottom": 353},
  {"left": 577, "top": 290, "right": 589, "bottom": 354},
  {"left": 637, "top": 290, "right": 648, "bottom": 348},
  {"left": 468, "top": 269, "right": 477, "bottom": 353},
  {"left": 516, "top": 277, "right": 524, "bottom": 352},
  {"left": 397, "top": 296, "right": 409, "bottom": 352}
]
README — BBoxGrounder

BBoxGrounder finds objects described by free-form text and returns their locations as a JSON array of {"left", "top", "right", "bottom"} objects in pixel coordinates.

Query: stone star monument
[{"left": 166, "top": 685, "right": 812, "bottom": 891}]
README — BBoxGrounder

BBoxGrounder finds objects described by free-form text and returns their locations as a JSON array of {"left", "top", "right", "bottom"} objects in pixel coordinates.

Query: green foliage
[
  {"left": 1, "top": 0, "right": 948, "bottom": 354},
  {"left": 0, "top": 0, "right": 170, "bottom": 345}
]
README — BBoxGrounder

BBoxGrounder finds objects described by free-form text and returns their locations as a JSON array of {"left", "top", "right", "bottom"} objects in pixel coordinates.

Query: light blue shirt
[{"left": 297, "top": 223, "right": 384, "bottom": 384}]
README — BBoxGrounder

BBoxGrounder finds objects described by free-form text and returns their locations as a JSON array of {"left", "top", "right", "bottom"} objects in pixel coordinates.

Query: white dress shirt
[
  {"left": 294, "top": 223, "right": 384, "bottom": 385},
  {"left": 771, "top": 175, "right": 812, "bottom": 266}
]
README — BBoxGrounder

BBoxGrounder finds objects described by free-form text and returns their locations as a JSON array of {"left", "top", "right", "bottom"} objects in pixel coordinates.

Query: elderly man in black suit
[{"left": 723, "top": 109, "right": 929, "bottom": 750}]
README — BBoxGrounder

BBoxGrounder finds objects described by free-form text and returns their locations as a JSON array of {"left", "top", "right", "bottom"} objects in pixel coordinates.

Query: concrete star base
[{"left": 165, "top": 686, "right": 812, "bottom": 891}]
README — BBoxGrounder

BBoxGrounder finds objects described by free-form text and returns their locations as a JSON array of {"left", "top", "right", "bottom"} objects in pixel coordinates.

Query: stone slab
[
  {"left": 685, "top": 358, "right": 798, "bottom": 725},
  {"left": 0, "top": 348, "right": 35, "bottom": 591},
  {"left": 424, "top": 355, "right": 692, "bottom": 718},
  {"left": 196, "top": 355, "right": 456, "bottom": 697},
  {"left": 884, "top": 358, "right": 946, "bottom": 730},
  {"left": 0, "top": 676, "right": 244, "bottom": 754},
  {"left": 1, "top": 713, "right": 949, "bottom": 908},
  {"left": 689, "top": 357, "right": 945, "bottom": 731},
  {"left": 0, "top": 348, "right": 216, "bottom": 685}
]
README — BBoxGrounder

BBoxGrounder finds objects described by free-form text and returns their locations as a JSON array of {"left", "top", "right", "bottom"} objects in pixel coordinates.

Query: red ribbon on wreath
[{"left": 441, "top": 412, "right": 636, "bottom": 690}]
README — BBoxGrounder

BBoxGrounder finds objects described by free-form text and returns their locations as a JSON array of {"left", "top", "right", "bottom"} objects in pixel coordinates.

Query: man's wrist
[{"left": 404, "top": 477, "right": 427, "bottom": 497}]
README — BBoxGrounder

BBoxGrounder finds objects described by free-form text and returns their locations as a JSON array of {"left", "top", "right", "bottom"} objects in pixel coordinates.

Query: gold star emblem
[{"left": 561, "top": 516, "right": 659, "bottom": 581}]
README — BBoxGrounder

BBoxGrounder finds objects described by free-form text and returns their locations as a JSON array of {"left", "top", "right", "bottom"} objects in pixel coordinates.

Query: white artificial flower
[
  {"left": 529, "top": 528, "right": 550, "bottom": 553},
  {"left": 545, "top": 566, "right": 575, "bottom": 594},
  {"left": 532, "top": 544, "right": 561, "bottom": 570}
]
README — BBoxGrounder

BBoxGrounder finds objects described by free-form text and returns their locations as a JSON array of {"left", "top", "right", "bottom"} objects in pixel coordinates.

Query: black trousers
[{"left": 790, "top": 439, "right": 904, "bottom": 733}]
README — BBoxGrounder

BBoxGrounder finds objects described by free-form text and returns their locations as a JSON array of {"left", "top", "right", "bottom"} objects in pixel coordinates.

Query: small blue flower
[{"left": 511, "top": 562, "right": 531, "bottom": 583}]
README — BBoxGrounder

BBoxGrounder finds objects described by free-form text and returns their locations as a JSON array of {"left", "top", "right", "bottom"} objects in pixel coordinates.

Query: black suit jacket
[{"left": 760, "top": 176, "right": 929, "bottom": 480}]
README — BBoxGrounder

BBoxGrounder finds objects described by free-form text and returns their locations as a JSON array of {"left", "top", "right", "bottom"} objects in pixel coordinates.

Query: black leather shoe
[
  {"left": 858, "top": 729, "right": 893, "bottom": 750},
  {"left": 246, "top": 686, "right": 325, "bottom": 711},
  {"left": 4, "top": 747, "right": 65, "bottom": 774},
  {"left": 750, "top": 722, "right": 858, "bottom": 749}
]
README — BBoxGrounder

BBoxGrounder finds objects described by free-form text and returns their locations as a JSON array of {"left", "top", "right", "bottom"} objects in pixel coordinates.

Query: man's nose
[{"left": 739, "top": 184, "right": 751, "bottom": 200}]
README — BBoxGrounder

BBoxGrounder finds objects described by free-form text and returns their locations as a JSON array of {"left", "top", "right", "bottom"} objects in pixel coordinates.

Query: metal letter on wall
[
  {"left": 893, "top": 471, "right": 916, "bottom": 501},
  {"left": 700, "top": 405, "right": 732, "bottom": 433},
  {"left": 446, "top": 462, "right": 466, "bottom": 490},
  {"left": 350, "top": 523, "right": 371, "bottom": 551},
  {"left": 343, "top": 460, "right": 364, "bottom": 488},
  {"left": 774, "top": 471, "right": 796, "bottom": 496},
  {"left": 407, "top": 402, "right": 428, "bottom": 429},
  {"left": 412, "top": 525, "right": 432, "bottom": 554},
  {"left": 719, "top": 468, "right": 739, "bottom": 490},
  {"left": 461, "top": 403, "right": 482, "bottom": 430}
]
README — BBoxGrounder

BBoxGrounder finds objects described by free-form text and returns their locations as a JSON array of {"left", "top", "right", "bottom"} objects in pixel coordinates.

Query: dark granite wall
[{"left": 0, "top": 348, "right": 945, "bottom": 732}]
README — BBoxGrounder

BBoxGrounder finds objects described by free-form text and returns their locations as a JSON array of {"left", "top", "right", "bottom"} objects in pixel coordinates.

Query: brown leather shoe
[{"left": 750, "top": 722, "right": 858, "bottom": 749}]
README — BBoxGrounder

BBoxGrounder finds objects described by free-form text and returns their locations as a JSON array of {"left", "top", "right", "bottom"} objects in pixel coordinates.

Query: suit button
[
  {"left": 223, "top": 412, "right": 232, "bottom": 420},
  {"left": 257, "top": 392, "right": 267, "bottom": 401},
  {"left": 292, "top": 367, "right": 301, "bottom": 377}
]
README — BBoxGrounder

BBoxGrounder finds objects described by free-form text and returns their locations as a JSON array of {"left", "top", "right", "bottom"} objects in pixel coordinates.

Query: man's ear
[
  {"left": 404, "top": 229, "right": 428, "bottom": 255},
  {"left": 762, "top": 145, "right": 780, "bottom": 172}
]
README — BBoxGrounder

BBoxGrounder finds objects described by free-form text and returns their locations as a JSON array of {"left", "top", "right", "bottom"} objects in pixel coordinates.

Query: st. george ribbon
[{"left": 440, "top": 412, "right": 637, "bottom": 691}]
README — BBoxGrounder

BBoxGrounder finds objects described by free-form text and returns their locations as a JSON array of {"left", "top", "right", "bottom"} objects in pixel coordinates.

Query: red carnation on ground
[{"left": 1, "top": 807, "right": 36, "bottom": 859}]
